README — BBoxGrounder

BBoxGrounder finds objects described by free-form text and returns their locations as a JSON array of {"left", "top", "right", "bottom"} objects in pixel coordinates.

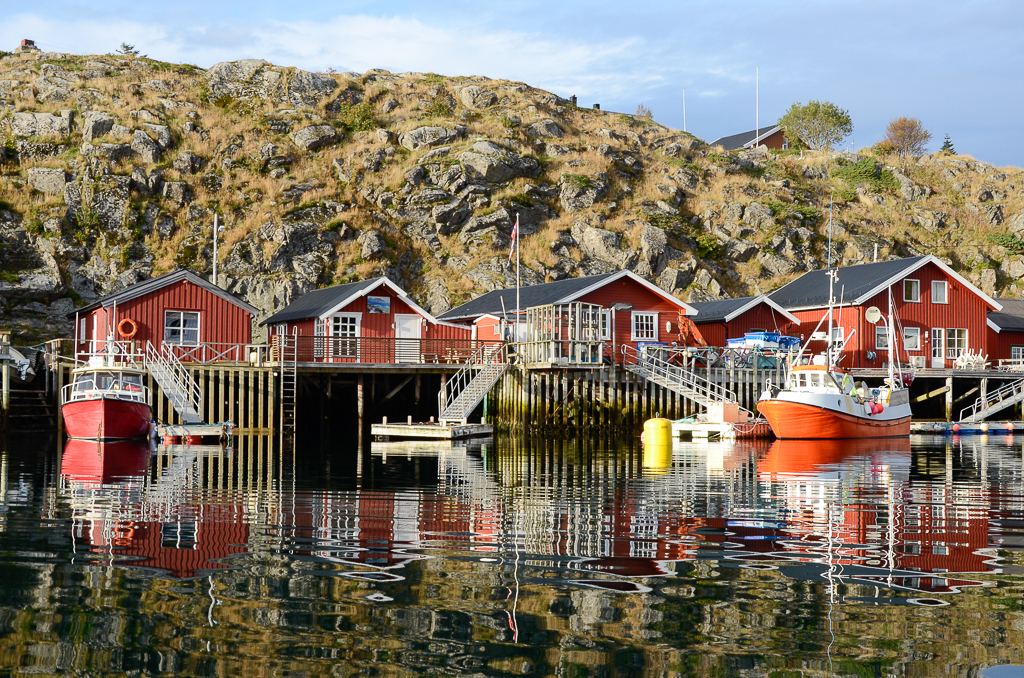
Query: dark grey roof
[
  {"left": 68, "top": 269, "right": 258, "bottom": 318},
  {"left": 437, "top": 273, "right": 617, "bottom": 321},
  {"left": 989, "top": 298, "right": 1024, "bottom": 332},
  {"left": 689, "top": 297, "right": 758, "bottom": 322},
  {"left": 261, "top": 277, "right": 383, "bottom": 325},
  {"left": 710, "top": 125, "right": 782, "bottom": 151},
  {"left": 768, "top": 256, "right": 928, "bottom": 310}
]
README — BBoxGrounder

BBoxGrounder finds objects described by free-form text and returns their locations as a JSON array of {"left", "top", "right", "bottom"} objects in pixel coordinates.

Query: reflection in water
[{"left": 0, "top": 432, "right": 1022, "bottom": 675}]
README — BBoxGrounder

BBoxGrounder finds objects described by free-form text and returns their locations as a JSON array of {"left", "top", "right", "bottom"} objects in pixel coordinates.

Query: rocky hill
[{"left": 2, "top": 48, "right": 1023, "bottom": 343}]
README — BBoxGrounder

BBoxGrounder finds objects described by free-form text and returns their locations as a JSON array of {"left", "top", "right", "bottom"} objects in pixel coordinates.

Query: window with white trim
[
  {"left": 903, "top": 327, "right": 921, "bottom": 351},
  {"left": 904, "top": 279, "right": 920, "bottom": 302},
  {"left": 875, "top": 325, "right": 889, "bottom": 350},
  {"left": 932, "top": 280, "right": 948, "bottom": 304},
  {"left": 164, "top": 311, "right": 200, "bottom": 345},
  {"left": 601, "top": 309, "right": 611, "bottom": 341},
  {"left": 330, "top": 314, "right": 360, "bottom": 358},
  {"left": 631, "top": 312, "right": 658, "bottom": 341},
  {"left": 945, "top": 328, "right": 967, "bottom": 359},
  {"left": 831, "top": 326, "right": 845, "bottom": 349},
  {"left": 1011, "top": 345, "right": 1024, "bottom": 361}
]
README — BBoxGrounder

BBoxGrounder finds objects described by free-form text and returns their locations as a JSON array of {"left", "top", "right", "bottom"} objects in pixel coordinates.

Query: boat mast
[{"left": 826, "top": 196, "right": 835, "bottom": 367}]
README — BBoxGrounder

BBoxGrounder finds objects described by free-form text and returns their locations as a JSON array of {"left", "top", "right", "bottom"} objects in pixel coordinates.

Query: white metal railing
[
  {"left": 61, "top": 380, "right": 151, "bottom": 407},
  {"left": 146, "top": 341, "right": 203, "bottom": 419},
  {"left": 622, "top": 344, "right": 738, "bottom": 406},
  {"left": 438, "top": 343, "right": 507, "bottom": 422},
  {"left": 76, "top": 341, "right": 259, "bottom": 366},
  {"left": 960, "top": 377, "right": 1024, "bottom": 422}
]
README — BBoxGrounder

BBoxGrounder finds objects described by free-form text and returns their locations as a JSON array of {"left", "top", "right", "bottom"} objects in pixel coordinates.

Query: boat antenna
[{"left": 827, "top": 194, "right": 833, "bottom": 270}]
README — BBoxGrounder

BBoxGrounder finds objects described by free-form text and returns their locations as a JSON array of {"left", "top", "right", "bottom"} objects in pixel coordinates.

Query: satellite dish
[{"left": 865, "top": 306, "right": 882, "bottom": 324}]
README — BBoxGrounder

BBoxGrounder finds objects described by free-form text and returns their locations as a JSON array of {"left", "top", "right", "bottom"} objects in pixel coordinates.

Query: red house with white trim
[
  {"left": 436, "top": 270, "right": 698, "bottom": 364},
  {"left": 987, "top": 298, "right": 1024, "bottom": 365},
  {"left": 69, "top": 269, "right": 258, "bottom": 362},
  {"left": 767, "top": 255, "right": 1002, "bottom": 369},
  {"left": 261, "top": 276, "right": 473, "bottom": 363}
]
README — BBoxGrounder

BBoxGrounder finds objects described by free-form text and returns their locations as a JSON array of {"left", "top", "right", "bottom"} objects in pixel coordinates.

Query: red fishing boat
[{"left": 61, "top": 362, "right": 153, "bottom": 440}]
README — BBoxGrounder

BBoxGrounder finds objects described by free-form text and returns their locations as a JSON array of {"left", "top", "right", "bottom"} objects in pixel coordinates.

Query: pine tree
[{"left": 940, "top": 134, "right": 955, "bottom": 155}]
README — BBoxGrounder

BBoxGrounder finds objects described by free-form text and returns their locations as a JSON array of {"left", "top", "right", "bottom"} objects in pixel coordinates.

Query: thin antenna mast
[
  {"left": 682, "top": 87, "right": 686, "bottom": 133},
  {"left": 755, "top": 66, "right": 759, "bottom": 148}
]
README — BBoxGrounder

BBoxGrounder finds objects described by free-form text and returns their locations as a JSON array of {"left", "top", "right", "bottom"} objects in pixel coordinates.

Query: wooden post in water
[{"left": 945, "top": 376, "right": 954, "bottom": 422}]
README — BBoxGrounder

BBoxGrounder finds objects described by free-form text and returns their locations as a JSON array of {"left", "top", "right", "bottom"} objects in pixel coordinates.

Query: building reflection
[{"left": 53, "top": 432, "right": 1024, "bottom": 596}]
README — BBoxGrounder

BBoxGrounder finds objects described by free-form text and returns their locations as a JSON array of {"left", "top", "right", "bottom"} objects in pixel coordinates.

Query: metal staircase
[
  {"left": 145, "top": 341, "right": 204, "bottom": 424},
  {"left": 278, "top": 331, "right": 298, "bottom": 433},
  {"left": 621, "top": 345, "right": 737, "bottom": 409},
  {"left": 960, "top": 377, "right": 1024, "bottom": 422},
  {"left": 438, "top": 343, "right": 508, "bottom": 425}
]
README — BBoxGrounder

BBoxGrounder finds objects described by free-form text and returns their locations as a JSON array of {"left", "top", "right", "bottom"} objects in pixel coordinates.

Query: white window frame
[
  {"left": 1012, "top": 346, "right": 1024, "bottom": 361},
  {"left": 631, "top": 312, "right": 658, "bottom": 341},
  {"left": 314, "top": 318, "right": 325, "bottom": 358},
  {"left": 903, "top": 327, "right": 921, "bottom": 351},
  {"left": 330, "top": 313, "right": 361, "bottom": 359},
  {"left": 600, "top": 309, "right": 611, "bottom": 341},
  {"left": 164, "top": 310, "right": 200, "bottom": 345},
  {"left": 931, "top": 280, "right": 948, "bottom": 304},
  {"left": 904, "top": 279, "right": 921, "bottom": 303},
  {"left": 946, "top": 328, "right": 967, "bottom": 359},
  {"left": 875, "top": 325, "right": 889, "bottom": 350},
  {"left": 830, "top": 326, "right": 845, "bottom": 350}
]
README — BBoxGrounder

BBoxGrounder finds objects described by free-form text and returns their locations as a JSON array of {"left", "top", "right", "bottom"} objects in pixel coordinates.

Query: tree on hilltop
[
  {"left": 884, "top": 117, "right": 932, "bottom": 159},
  {"left": 116, "top": 43, "right": 140, "bottom": 57},
  {"left": 940, "top": 134, "right": 956, "bottom": 155},
  {"left": 777, "top": 100, "right": 852, "bottom": 151}
]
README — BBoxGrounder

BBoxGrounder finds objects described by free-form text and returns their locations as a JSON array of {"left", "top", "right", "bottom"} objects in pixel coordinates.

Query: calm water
[{"left": 2, "top": 431, "right": 1024, "bottom": 677}]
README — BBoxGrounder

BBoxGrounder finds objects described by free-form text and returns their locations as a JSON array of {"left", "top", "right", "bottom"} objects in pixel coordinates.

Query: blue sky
[{"left": 3, "top": 1, "right": 1022, "bottom": 166}]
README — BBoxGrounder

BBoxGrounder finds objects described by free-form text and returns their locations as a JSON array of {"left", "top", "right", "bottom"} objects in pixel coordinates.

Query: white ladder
[
  {"left": 278, "top": 331, "right": 298, "bottom": 432},
  {"left": 621, "top": 345, "right": 738, "bottom": 409}
]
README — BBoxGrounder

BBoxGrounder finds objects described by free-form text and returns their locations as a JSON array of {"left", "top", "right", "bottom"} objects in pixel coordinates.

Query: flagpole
[{"left": 515, "top": 213, "right": 520, "bottom": 341}]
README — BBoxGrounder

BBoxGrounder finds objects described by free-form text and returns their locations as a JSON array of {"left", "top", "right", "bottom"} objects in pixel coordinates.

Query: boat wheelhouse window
[
  {"left": 165, "top": 311, "right": 200, "bottom": 345},
  {"left": 904, "top": 279, "right": 920, "bottom": 303},
  {"left": 73, "top": 376, "right": 96, "bottom": 391},
  {"left": 798, "top": 374, "right": 808, "bottom": 387},
  {"left": 904, "top": 327, "right": 921, "bottom": 351},
  {"left": 875, "top": 325, "right": 889, "bottom": 350},
  {"left": 932, "top": 280, "right": 948, "bottom": 304},
  {"left": 809, "top": 373, "right": 822, "bottom": 388}
]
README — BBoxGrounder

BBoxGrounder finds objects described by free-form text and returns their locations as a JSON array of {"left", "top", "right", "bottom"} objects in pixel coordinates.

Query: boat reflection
[{"left": 61, "top": 438, "right": 152, "bottom": 484}]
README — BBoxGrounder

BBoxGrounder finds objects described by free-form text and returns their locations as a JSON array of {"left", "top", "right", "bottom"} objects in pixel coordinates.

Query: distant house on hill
[{"left": 710, "top": 125, "right": 788, "bottom": 151}]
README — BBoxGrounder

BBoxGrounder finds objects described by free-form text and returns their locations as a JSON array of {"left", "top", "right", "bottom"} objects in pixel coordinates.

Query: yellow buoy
[{"left": 643, "top": 418, "right": 672, "bottom": 471}]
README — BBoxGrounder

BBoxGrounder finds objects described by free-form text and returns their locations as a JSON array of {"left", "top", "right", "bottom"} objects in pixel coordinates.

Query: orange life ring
[{"left": 117, "top": 318, "right": 138, "bottom": 339}]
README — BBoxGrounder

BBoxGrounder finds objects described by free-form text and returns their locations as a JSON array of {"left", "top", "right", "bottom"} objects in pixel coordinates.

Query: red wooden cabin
[
  {"left": 261, "top": 276, "right": 473, "bottom": 364},
  {"left": 69, "top": 269, "right": 257, "bottom": 362},
  {"left": 688, "top": 295, "right": 801, "bottom": 347},
  {"left": 766, "top": 255, "right": 1001, "bottom": 369},
  {"left": 987, "top": 298, "right": 1024, "bottom": 366},
  {"left": 436, "top": 270, "right": 697, "bottom": 365},
  {"left": 710, "top": 125, "right": 790, "bottom": 151}
]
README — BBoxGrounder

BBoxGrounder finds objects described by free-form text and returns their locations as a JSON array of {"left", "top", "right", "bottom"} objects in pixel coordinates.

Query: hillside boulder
[
  {"left": 289, "top": 125, "right": 340, "bottom": 151},
  {"left": 27, "top": 167, "right": 67, "bottom": 196},
  {"left": 559, "top": 172, "right": 609, "bottom": 213},
  {"left": 526, "top": 119, "right": 564, "bottom": 139},
  {"left": 287, "top": 70, "right": 338, "bottom": 108},
  {"left": 131, "top": 129, "right": 162, "bottom": 163},
  {"left": 458, "top": 141, "right": 541, "bottom": 183},
  {"left": 82, "top": 112, "right": 115, "bottom": 142},
  {"left": 205, "top": 59, "right": 287, "bottom": 102},
  {"left": 458, "top": 86, "right": 497, "bottom": 109},
  {"left": 399, "top": 126, "right": 462, "bottom": 151}
]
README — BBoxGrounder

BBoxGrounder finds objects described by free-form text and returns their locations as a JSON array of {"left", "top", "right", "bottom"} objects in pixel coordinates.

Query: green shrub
[
  {"left": 696, "top": 233, "right": 722, "bottom": 259},
  {"left": 563, "top": 174, "right": 593, "bottom": 189},
  {"left": 423, "top": 86, "right": 454, "bottom": 118},
  {"left": 987, "top": 233, "right": 1024, "bottom": 255},
  {"left": 832, "top": 156, "right": 899, "bottom": 193},
  {"left": 335, "top": 102, "right": 380, "bottom": 132}
]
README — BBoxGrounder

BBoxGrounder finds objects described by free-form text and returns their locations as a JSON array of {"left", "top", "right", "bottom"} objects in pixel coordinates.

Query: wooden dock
[
  {"left": 156, "top": 421, "right": 234, "bottom": 441},
  {"left": 371, "top": 421, "right": 493, "bottom": 440}
]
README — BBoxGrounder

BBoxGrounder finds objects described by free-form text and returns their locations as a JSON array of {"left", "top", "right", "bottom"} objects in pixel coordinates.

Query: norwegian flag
[{"left": 507, "top": 215, "right": 519, "bottom": 264}]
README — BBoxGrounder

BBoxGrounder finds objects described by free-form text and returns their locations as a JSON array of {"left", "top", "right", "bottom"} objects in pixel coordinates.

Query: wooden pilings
[{"left": 491, "top": 361, "right": 789, "bottom": 435}]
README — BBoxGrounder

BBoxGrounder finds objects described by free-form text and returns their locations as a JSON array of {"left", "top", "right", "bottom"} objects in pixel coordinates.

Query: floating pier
[
  {"left": 371, "top": 420, "right": 493, "bottom": 441},
  {"left": 156, "top": 421, "right": 234, "bottom": 443},
  {"left": 910, "top": 420, "right": 1022, "bottom": 435},
  {"left": 671, "top": 418, "right": 774, "bottom": 440}
]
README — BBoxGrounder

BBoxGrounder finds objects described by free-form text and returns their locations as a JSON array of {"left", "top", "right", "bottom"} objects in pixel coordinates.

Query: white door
[
  {"left": 395, "top": 314, "right": 422, "bottom": 363},
  {"left": 931, "top": 328, "right": 945, "bottom": 369}
]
